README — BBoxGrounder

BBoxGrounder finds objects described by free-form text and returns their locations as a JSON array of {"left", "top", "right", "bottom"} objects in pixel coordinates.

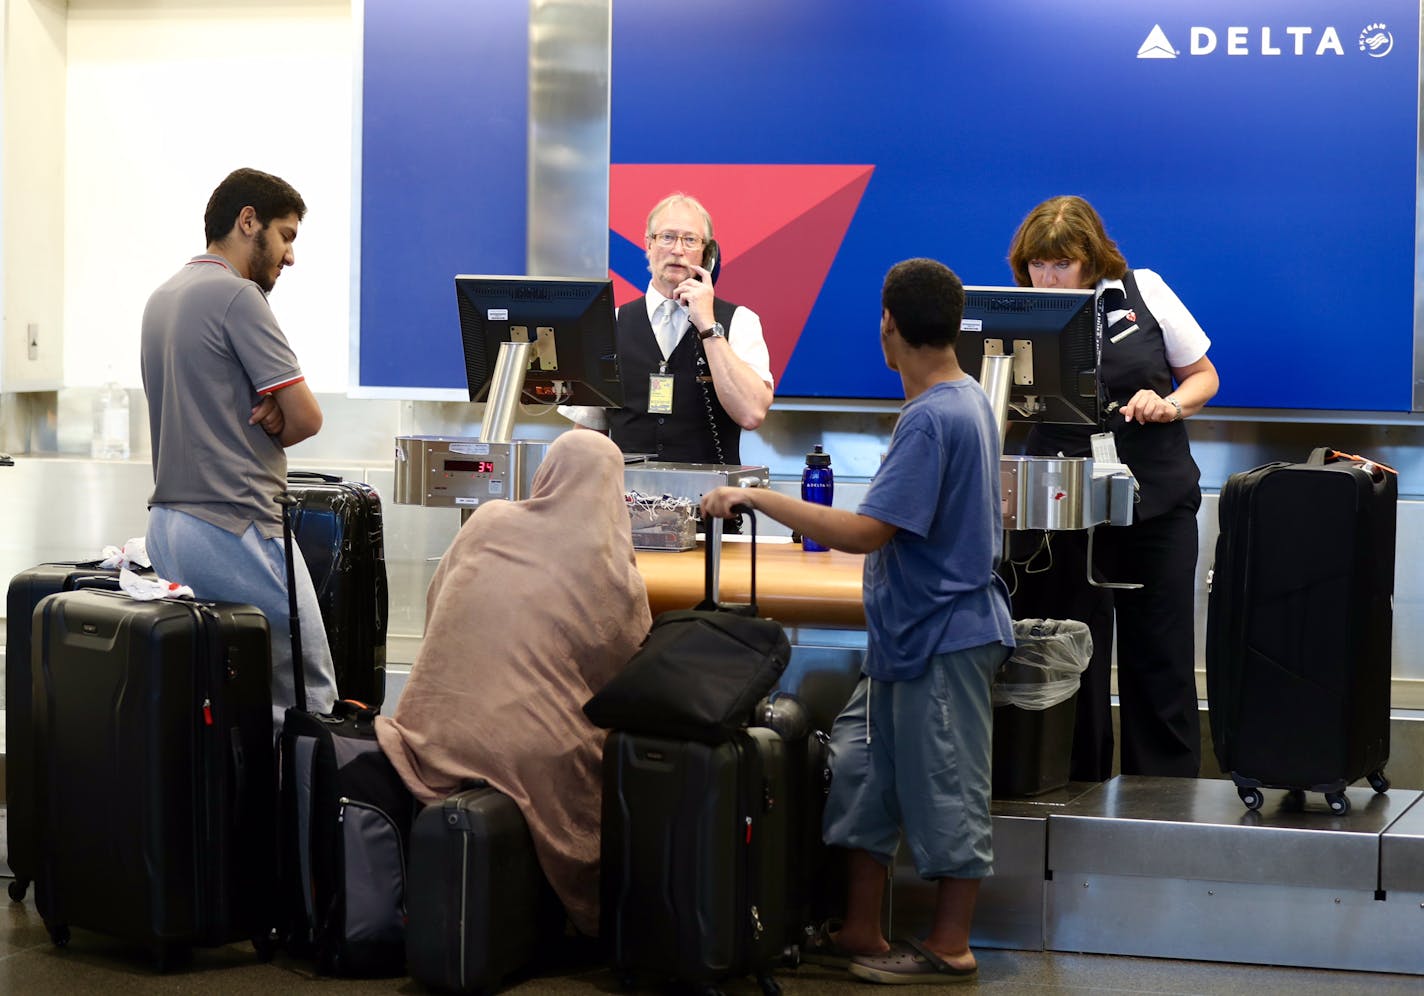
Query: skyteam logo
[
  {"left": 1138, "top": 22, "right": 1396, "bottom": 58},
  {"left": 1359, "top": 23, "right": 1394, "bottom": 57}
]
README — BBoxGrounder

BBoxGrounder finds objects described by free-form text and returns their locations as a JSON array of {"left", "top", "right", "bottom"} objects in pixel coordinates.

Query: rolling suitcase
[
  {"left": 5, "top": 563, "right": 125, "bottom": 903},
  {"left": 286, "top": 471, "right": 389, "bottom": 707},
  {"left": 276, "top": 492, "right": 413, "bottom": 977},
  {"left": 601, "top": 726, "right": 795, "bottom": 994},
  {"left": 30, "top": 589, "right": 276, "bottom": 967},
  {"left": 405, "top": 783, "right": 562, "bottom": 993},
  {"left": 1206, "top": 448, "right": 1395, "bottom": 815},
  {"left": 750, "top": 694, "right": 836, "bottom": 951},
  {"left": 279, "top": 702, "right": 413, "bottom": 975}
]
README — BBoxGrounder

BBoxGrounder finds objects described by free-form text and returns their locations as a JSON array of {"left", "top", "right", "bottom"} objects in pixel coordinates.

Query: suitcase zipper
[
  {"left": 336, "top": 796, "right": 409, "bottom": 913},
  {"left": 193, "top": 601, "right": 224, "bottom": 939},
  {"left": 458, "top": 833, "right": 471, "bottom": 989}
]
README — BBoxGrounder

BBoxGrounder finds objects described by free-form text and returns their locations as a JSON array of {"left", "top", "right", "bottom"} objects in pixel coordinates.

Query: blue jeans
[
  {"left": 823, "top": 641, "right": 1004, "bottom": 879},
  {"left": 147, "top": 507, "right": 339, "bottom": 728}
]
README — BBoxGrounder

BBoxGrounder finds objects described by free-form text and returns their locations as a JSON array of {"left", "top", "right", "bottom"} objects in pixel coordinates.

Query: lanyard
[{"left": 1094, "top": 290, "right": 1111, "bottom": 427}]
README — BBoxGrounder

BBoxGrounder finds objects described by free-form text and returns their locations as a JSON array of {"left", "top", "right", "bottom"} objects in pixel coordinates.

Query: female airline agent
[{"left": 1005, "top": 194, "right": 1219, "bottom": 781}]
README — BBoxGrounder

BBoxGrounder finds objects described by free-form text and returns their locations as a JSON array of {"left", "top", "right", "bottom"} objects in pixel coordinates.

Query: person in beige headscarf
[{"left": 375, "top": 430, "right": 651, "bottom": 937}]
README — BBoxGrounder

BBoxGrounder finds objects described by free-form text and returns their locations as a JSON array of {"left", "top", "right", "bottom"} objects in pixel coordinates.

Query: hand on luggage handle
[{"left": 701, "top": 503, "right": 759, "bottom": 614}]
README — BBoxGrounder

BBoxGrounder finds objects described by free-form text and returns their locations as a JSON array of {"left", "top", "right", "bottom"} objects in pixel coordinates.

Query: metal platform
[
  {"left": 890, "top": 782, "right": 1102, "bottom": 952},
  {"left": 893, "top": 776, "right": 1424, "bottom": 975}
]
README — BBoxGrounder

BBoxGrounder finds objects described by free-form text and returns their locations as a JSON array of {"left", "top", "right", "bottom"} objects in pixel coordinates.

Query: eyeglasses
[{"left": 648, "top": 230, "right": 706, "bottom": 250}]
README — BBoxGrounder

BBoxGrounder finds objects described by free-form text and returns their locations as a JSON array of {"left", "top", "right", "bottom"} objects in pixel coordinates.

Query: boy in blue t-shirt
[{"left": 702, "top": 257, "right": 1014, "bottom": 984}]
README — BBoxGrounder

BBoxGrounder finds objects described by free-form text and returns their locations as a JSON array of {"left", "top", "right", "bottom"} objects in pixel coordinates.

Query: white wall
[
  {"left": 2, "top": 0, "right": 67, "bottom": 391},
  {"left": 61, "top": 0, "right": 354, "bottom": 390}
]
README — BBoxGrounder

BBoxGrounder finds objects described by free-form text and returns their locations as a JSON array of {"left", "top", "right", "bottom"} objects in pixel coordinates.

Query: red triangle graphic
[
  {"left": 610, "top": 164, "right": 874, "bottom": 380},
  {"left": 608, "top": 269, "right": 643, "bottom": 307}
]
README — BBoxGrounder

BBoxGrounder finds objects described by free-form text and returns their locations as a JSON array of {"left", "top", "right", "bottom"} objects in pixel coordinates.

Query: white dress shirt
[{"left": 558, "top": 284, "right": 774, "bottom": 431}]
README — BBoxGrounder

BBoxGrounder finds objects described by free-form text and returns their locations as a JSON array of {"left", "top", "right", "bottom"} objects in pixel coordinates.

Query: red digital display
[{"left": 446, "top": 459, "right": 495, "bottom": 474}]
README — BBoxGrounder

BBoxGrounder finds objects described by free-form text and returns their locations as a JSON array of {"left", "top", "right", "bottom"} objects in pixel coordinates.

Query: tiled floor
[{"left": 1, "top": 888, "right": 1419, "bottom": 995}]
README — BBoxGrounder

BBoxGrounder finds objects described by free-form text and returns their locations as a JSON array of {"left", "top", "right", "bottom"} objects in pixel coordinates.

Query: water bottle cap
[{"left": 806, "top": 444, "right": 831, "bottom": 468}]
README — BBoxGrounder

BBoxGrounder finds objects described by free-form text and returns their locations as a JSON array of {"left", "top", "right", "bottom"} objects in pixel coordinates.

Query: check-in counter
[{"left": 633, "top": 541, "right": 865, "bottom": 627}]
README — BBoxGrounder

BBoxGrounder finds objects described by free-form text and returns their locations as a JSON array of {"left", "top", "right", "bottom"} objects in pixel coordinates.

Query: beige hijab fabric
[{"left": 375, "top": 430, "right": 650, "bottom": 936}]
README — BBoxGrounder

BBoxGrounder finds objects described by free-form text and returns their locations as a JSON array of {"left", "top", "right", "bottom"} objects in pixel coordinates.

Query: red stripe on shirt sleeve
[{"left": 255, "top": 374, "right": 305, "bottom": 395}]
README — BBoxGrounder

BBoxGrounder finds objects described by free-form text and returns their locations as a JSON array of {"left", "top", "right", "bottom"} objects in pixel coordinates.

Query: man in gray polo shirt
[{"left": 141, "top": 167, "right": 338, "bottom": 726}]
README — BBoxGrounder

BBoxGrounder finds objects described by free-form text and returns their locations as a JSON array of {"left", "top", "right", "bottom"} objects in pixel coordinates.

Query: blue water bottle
[{"left": 801, "top": 444, "right": 834, "bottom": 552}]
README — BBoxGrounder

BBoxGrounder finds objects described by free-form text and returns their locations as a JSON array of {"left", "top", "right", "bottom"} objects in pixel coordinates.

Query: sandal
[{"left": 848, "top": 937, "right": 978, "bottom": 985}]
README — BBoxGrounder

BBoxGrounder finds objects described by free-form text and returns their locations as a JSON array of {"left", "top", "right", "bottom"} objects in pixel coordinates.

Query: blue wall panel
[
  {"left": 360, "top": 1, "right": 1419, "bottom": 411},
  {"left": 357, "top": 0, "right": 528, "bottom": 392}
]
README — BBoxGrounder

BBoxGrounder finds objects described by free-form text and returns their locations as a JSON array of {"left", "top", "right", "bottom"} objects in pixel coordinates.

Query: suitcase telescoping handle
[
  {"left": 699, "top": 502, "right": 757, "bottom": 615},
  {"left": 277, "top": 492, "right": 308, "bottom": 714}
]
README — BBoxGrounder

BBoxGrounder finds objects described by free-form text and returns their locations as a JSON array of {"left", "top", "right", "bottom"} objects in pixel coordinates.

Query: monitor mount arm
[
  {"left": 479, "top": 339, "right": 533, "bottom": 444},
  {"left": 983, "top": 345, "right": 1141, "bottom": 591},
  {"left": 1084, "top": 525, "right": 1144, "bottom": 591}
]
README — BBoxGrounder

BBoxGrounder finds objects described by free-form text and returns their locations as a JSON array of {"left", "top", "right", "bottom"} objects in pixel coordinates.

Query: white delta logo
[{"left": 1136, "top": 23, "right": 1389, "bottom": 58}]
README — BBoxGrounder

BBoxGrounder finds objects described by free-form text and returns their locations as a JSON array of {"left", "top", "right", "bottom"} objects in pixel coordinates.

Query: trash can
[{"left": 991, "top": 619, "right": 1092, "bottom": 797}]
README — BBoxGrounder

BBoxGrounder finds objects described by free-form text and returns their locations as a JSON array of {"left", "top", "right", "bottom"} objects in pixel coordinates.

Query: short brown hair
[{"left": 1007, "top": 195, "right": 1127, "bottom": 287}]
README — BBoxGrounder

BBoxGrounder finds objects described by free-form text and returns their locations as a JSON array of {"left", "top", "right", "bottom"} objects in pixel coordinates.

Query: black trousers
[{"left": 1005, "top": 502, "right": 1201, "bottom": 781}]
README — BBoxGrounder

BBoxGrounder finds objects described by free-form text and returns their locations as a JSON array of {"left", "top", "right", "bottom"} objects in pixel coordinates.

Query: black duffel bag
[{"left": 585, "top": 507, "right": 790, "bottom": 744}]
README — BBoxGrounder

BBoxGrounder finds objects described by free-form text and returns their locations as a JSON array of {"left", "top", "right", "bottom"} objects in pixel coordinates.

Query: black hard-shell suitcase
[
  {"left": 601, "top": 726, "right": 796, "bottom": 992},
  {"left": 5, "top": 563, "right": 125, "bottom": 903},
  {"left": 406, "top": 783, "right": 562, "bottom": 993},
  {"left": 286, "top": 471, "right": 389, "bottom": 707},
  {"left": 1205, "top": 450, "right": 1395, "bottom": 815},
  {"left": 31, "top": 589, "right": 276, "bottom": 967},
  {"left": 750, "top": 695, "right": 837, "bottom": 951}
]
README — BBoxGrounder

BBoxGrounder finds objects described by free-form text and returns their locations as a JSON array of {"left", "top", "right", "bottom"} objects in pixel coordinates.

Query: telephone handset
[
  {"left": 696, "top": 238, "right": 720, "bottom": 285},
  {"left": 692, "top": 235, "right": 727, "bottom": 465}
]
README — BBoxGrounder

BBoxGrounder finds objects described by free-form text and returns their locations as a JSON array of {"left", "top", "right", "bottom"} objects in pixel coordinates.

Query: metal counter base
[{"left": 888, "top": 776, "right": 1424, "bottom": 975}]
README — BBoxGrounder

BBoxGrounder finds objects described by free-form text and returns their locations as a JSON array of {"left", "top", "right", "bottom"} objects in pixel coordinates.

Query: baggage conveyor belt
[{"left": 892, "top": 776, "right": 1424, "bottom": 974}]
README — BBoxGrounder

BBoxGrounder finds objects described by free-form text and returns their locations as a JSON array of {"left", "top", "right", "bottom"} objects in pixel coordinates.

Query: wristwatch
[
  {"left": 697, "top": 322, "right": 726, "bottom": 341},
  {"left": 1165, "top": 396, "right": 1183, "bottom": 421}
]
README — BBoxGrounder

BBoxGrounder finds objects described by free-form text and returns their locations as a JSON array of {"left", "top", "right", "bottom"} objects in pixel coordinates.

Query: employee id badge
[
  {"left": 647, "top": 373, "right": 675, "bottom": 413},
  {"left": 1090, "top": 431, "right": 1121, "bottom": 465}
]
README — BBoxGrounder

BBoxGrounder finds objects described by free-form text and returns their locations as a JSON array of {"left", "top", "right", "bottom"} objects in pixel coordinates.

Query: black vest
[
  {"left": 1024, "top": 270, "right": 1200, "bottom": 521},
  {"left": 608, "top": 296, "right": 743, "bottom": 464}
]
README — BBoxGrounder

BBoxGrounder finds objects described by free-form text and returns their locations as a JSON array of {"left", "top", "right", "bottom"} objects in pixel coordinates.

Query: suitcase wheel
[
  {"left": 7, "top": 878, "right": 28, "bottom": 903},
  {"left": 1237, "top": 786, "right": 1264, "bottom": 812},
  {"left": 151, "top": 941, "right": 192, "bottom": 973},
  {"left": 1325, "top": 792, "right": 1350, "bottom": 816},
  {"left": 1367, "top": 770, "right": 1390, "bottom": 795},
  {"left": 252, "top": 931, "right": 276, "bottom": 963},
  {"left": 46, "top": 922, "right": 70, "bottom": 947}
]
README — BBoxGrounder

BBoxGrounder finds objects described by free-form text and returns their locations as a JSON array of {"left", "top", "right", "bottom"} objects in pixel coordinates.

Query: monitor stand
[
  {"left": 977, "top": 347, "right": 1139, "bottom": 589},
  {"left": 392, "top": 339, "right": 554, "bottom": 518}
]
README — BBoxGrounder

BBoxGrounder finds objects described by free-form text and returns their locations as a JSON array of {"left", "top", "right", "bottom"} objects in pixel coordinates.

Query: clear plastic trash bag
[{"left": 991, "top": 618, "right": 1093, "bottom": 710}]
